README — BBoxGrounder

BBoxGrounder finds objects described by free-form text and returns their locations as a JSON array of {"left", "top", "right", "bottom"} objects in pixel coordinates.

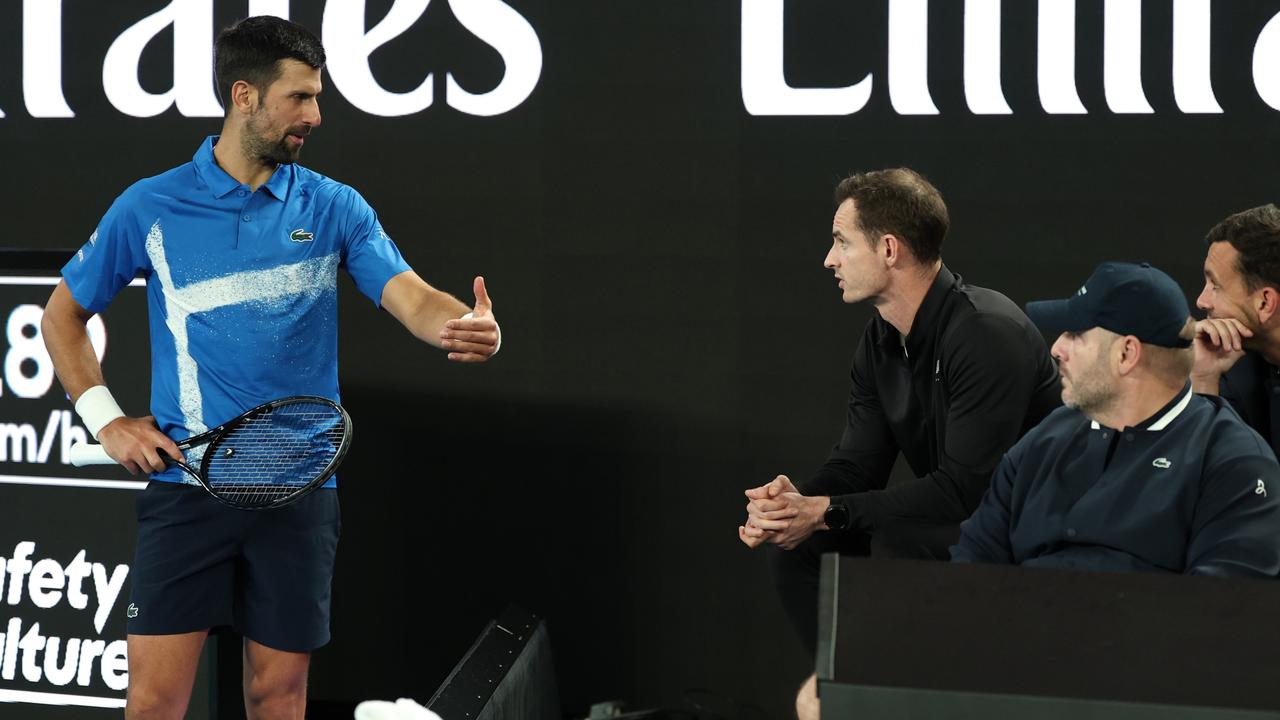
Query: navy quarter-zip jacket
[
  {"left": 952, "top": 386, "right": 1280, "bottom": 577},
  {"left": 1220, "top": 351, "right": 1280, "bottom": 453}
]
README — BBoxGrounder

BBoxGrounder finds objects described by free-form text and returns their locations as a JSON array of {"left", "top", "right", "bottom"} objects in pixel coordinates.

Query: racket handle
[{"left": 69, "top": 443, "right": 118, "bottom": 467}]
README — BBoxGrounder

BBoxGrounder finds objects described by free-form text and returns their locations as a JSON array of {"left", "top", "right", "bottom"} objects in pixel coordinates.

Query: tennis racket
[{"left": 69, "top": 395, "right": 353, "bottom": 510}]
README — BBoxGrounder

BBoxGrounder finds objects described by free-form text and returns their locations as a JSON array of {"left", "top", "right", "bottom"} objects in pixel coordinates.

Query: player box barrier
[{"left": 817, "top": 556, "right": 1280, "bottom": 719}]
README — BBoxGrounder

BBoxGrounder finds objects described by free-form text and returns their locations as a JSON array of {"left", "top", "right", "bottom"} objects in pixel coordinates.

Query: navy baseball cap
[{"left": 1026, "top": 262, "right": 1192, "bottom": 348}]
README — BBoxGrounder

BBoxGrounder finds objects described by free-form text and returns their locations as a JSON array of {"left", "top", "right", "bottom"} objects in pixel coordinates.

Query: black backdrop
[{"left": 3, "top": 1, "right": 1280, "bottom": 717}]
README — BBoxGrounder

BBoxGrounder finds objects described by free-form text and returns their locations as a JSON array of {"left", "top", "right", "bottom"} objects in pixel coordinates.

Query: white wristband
[
  {"left": 74, "top": 385, "right": 125, "bottom": 440},
  {"left": 462, "top": 312, "right": 501, "bottom": 355}
]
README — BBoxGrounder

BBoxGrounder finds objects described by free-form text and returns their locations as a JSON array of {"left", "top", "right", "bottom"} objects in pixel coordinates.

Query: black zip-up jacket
[
  {"left": 800, "top": 265, "right": 1061, "bottom": 532},
  {"left": 1220, "top": 351, "right": 1280, "bottom": 453},
  {"left": 951, "top": 387, "right": 1280, "bottom": 577}
]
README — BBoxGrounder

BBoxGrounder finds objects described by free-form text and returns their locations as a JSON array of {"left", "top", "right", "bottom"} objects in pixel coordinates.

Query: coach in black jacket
[
  {"left": 738, "top": 169, "right": 1060, "bottom": 718},
  {"left": 953, "top": 262, "right": 1280, "bottom": 577},
  {"left": 1191, "top": 205, "right": 1280, "bottom": 455}
]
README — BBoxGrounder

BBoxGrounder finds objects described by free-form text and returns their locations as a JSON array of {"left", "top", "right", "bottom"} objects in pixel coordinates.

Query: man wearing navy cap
[{"left": 952, "top": 262, "right": 1280, "bottom": 576}]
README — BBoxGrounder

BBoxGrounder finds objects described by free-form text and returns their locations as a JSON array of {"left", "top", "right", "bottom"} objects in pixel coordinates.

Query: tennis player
[{"left": 40, "top": 16, "right": 499, "bottom": 720}]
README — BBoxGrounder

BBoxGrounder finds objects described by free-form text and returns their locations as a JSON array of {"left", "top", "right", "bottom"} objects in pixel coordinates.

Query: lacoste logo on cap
[
  {"left": 1152, "top": 458, "right": 1172, "bottom": 469},
  {"left": 1077, "top": 285, "right": 1088, "bottom": 296},
  {"left": 127, "top": 603, "right": 139, "bottom": 618},
  {"left": 289, "top": 228, "right": 314, "bottom": 243},
  {"left": 1257, "top": 479, "right": 1268, "bottom": 497}
]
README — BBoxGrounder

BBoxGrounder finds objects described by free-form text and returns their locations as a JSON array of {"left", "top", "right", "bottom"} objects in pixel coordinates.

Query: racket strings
[{"left": 203, "top": 403, "right": 347, "bottom": 507}]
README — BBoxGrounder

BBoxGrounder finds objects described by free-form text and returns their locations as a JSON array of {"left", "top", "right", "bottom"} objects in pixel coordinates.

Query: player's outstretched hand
[
  {"left": 441, "top": 276, "right": 501, "bottom": 363},
  {"left": 96, "top": 416, "right": 183, "bottom": 475}
]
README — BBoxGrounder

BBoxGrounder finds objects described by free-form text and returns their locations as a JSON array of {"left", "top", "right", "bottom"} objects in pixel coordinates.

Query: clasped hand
[{"left": 738, "top": 475, "right": 828, "bottom": 551}]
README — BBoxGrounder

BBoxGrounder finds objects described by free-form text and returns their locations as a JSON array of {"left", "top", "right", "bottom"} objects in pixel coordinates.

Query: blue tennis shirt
[{"left": 62, "top": 136, "right": 410, "bottom": 485}]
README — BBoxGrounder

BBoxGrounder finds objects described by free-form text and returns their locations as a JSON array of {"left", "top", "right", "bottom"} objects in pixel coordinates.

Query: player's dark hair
[
  {"left": 834, "top": 168, "right": 949, "bottom": 265},
  {"left": 1204, "top": 204, "right": 1280, "bottom": 293},
  {"left": 215, "top": 16, "right": 325, "bottom": 112}
]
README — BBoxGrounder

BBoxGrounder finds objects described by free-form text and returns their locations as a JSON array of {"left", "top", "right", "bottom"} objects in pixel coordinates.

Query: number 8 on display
[{"left": 3, "top": 304, "right": 105, "bottom": 398}]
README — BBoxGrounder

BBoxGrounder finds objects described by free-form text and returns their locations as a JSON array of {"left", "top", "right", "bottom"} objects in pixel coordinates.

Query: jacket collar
[
  {"left": 875, "top": 264, "right": 958, "bottom": 358},
  {"left": 1089, "top": 382, "right": 1194, "bottom": 432}
]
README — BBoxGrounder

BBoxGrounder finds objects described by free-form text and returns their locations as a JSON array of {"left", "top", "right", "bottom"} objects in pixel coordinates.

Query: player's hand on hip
[
  {"left": 96, "top": 416, "right": 183, "bottom": 475},
  {"left": 441, "top": 276, "right": 501, "bottom": 362}
]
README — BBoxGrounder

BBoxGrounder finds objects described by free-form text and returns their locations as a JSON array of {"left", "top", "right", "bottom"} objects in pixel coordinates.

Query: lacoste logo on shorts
[
  {"left": 1257, "top": 479, "right": 1268, "bottom": 497},
  {"left": 1152, "top": 458, "right": 1171, "bottom": 469},
  {"left": 127, "top": 603, "right": 139, "bottom": 619},
  {"left": 289, "top": 228, "right": 315, "bottom": 243}
]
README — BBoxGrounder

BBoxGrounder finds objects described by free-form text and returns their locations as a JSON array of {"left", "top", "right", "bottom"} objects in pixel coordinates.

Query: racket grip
[{"left": 69, "top": 443, "right": 119, "bottom": 467}]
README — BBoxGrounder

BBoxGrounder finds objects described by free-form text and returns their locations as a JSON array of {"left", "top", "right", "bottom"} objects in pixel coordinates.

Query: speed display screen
[{"left": 0, "top": 275, "right": 149, "bottom": 716}]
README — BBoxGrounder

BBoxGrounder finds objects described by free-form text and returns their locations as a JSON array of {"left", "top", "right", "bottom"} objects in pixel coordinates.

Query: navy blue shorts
[{"left": 127, "top": 481, "right": 340, "bottom": 653}]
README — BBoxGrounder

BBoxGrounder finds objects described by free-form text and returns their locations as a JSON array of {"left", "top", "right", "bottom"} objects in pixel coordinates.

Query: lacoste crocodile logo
[
  {"left": 1257, "top": 479, "right": 1268, "bottom": 497},
  {"left": 1152, "top": 458, "right": 1171, "bottom": 469},
  {"left": 127, "top": 603, "right": 139, "bottom": 619},
  {"left": 289, "top": 228, "right": 314, "bottom": 243}
]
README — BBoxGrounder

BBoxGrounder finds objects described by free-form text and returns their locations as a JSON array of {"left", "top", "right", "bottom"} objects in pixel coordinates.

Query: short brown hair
[
  {"left": 834, "top": 168, "right": 949, "bottom": 265},
  {"left": 1204, "top": 204, "right": 1280, "bottom": 293}
]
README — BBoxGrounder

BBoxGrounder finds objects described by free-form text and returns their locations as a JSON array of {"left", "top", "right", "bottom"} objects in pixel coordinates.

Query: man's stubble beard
[
  {"left": 242, "top": 110, "right": 300, "bottom": 166},
  {"left": 1062, "top": 358, "right": 1118, "bottom": 418}
]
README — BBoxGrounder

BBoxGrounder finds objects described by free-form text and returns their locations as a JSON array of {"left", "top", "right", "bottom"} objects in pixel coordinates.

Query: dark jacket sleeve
[
  {"left": 1216, "top": 355, "right": 1262, "bottom": 430},
  {"left": 840, "top": 313, "right": 1049, "bottom": 531},
  {"left": 797, "top": 329, "right": 899, "bottom": 498},
  {"left": 950, "top": 446, "right": 1021, "bottom": 564},
  {"left": 1186, "top": 430, "right": 1280, "bottom": 577}
]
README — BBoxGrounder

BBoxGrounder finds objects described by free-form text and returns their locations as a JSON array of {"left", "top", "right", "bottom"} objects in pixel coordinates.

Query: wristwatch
[{"left": 824, "top": 500, "right": 851, "bottom": 531}]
